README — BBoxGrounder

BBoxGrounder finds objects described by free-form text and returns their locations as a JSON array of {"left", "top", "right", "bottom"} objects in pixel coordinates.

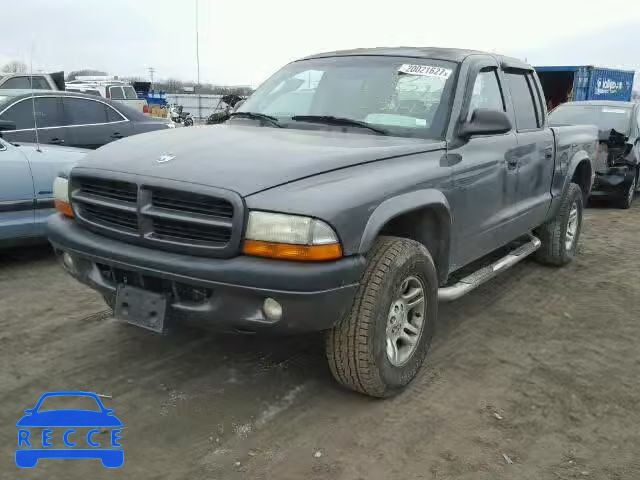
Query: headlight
[
  {"left": 243, "top": 211, "right": 342, "bottom": 261},
  {"left": 53, "top": 176, "right": 74, "bottom": 218}
]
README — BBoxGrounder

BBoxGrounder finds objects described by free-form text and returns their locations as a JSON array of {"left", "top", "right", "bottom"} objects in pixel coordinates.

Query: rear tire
[
  {"left": 534, "top": 182, "right": 583, "bottom": 266},
  {"left": 326, "top": 236, "right": 437, "bottom": 397}
]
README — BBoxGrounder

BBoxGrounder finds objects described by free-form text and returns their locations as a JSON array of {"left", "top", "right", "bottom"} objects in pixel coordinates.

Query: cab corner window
[{"left": 106, "top": 106, "right": 124, "bottom": 122}]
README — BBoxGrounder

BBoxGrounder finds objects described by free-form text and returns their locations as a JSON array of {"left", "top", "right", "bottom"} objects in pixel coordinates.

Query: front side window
[
  {"left": 109, "top": 86, "right": 125, "bottom": 100},
  {"left": 238, "top": 56, "right": 459, "bottom": 139},
  {"left": 505, "top": 71, "right": 539, "bottom": 130},
  {"left": 468, "top": 69, "right": 505, "bottom": 119},
  {"left": 0, "top": 97, "right": 62, "bottom": 129}
]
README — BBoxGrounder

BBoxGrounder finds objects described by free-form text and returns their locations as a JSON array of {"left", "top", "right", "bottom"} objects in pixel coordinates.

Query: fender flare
[
  {"left": 565, "top": 149, "right": 593, "bottom": 196},
  {"left": 358, "top": 189, "right": 452, "bottom": 282}
]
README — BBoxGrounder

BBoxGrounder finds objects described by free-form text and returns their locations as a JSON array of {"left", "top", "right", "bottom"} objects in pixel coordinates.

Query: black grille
[
  {"left": 96, "top": 263, "right": 212, "bottom": 304},
  {"left": 153, "top": 218, "right": 231, "bottom": 244},
  {"left": 151, "top": 188, "right": 234, "bottom": 218},
  {"left": 71, "top": 174, "right": 242, "bottom": 257},
  {"left": 76, "top": 177, "right": 137, "bottom": 203},
  {"left": 81, "top": 204, "right": 138, "bottom": 232}
]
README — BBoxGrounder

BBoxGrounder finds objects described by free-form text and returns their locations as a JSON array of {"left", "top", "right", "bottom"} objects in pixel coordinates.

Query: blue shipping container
[{"left": 534, "top": 66, "right": 635, "bottom": 104}]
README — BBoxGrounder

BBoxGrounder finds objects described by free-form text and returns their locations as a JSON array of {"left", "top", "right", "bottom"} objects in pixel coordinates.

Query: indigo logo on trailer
[{"left": 15, "top": 391, "right": 124, "bottom": 468}]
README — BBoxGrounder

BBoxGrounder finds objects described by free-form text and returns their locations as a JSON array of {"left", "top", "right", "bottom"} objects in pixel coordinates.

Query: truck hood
[{"left": 76, "top": 124, "right": 444, "bottom": 196}]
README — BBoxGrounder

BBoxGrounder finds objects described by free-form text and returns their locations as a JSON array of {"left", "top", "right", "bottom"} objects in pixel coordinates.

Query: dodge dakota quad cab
[{"left": 48, "top": 48, "right": 598, "bottom": 397}]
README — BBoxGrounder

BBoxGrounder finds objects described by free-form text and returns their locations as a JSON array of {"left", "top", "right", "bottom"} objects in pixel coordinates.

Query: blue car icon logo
[{"left": 16, "top": 391, "right": 124, "bottom": 468}]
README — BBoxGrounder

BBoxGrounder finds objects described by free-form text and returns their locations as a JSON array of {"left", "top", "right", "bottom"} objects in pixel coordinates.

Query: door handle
[
  {"left": 50, "top": 137, "right": 65, "bottom": 145},
  {"left": 111, "top": 133, "right": 124, "bottom": 139},
  {"left": 544, "top": 146, "right": 553, "bottom": 160}
]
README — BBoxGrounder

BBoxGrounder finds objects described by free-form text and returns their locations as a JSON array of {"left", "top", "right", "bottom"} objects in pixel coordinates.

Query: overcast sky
[{"left": 3, "top": 0, "right": 640, "bottom": 88}]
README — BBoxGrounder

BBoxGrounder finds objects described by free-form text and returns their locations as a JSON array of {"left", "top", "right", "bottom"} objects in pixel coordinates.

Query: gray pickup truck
[{"left": 48, "top": 48, "right": 598, "bottom": 397}]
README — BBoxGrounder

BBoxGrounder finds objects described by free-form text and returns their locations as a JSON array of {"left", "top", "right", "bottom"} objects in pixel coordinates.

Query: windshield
[
  {"left": 549, "top": 104, "right": 633, "bottom": 135},
  {"left": 37, "top": 395, "right": 102, "bottom": 412},
  {"left": 237, "top": 56, "right": 458, "bottom": 139}
]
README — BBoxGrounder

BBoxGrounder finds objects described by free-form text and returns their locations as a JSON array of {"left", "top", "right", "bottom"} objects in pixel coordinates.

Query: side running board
[{"left": 438, "top": 235, "right": 541, "bottom": 302}]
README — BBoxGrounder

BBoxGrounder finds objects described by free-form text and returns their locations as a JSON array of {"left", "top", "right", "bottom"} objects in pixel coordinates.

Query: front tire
[
  {"left": 326, "top": 236, "right": 437, "bottom": 397},
  {"left": 535, "top": 182, "right": 583, "bottom": 266},
  {"left": 620, "top": 168, "right": 637, "bottom": 209}
]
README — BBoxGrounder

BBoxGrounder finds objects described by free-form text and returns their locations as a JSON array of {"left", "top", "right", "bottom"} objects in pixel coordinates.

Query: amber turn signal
[
  {"left": 243, "top": 240, "right": 342, "bottom": 261},
  {"left": 55, "top": 200, "right": 74, "bottom": 218}
]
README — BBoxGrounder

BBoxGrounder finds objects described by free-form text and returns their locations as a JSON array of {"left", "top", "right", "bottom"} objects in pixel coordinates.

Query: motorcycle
[{"left": 169, "top": 104, "right": 194, "bottom": 126}]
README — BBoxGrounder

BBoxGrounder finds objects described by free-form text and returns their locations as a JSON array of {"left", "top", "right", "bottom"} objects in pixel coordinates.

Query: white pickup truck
[{"left": 0, "top": 73, "right": 147, "bottom": 113}]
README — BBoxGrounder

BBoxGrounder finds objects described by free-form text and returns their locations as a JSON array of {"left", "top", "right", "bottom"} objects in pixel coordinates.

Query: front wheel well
[
  {"left": 377, "top": 207, "right": 450, "bottom": 285},
  {"left": 571, "top": 159, "right": 592, "bottom": 203}
]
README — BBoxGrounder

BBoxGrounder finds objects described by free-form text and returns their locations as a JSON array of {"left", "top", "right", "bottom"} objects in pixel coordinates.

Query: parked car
[
  {"left": 0, "top": 90, "right": 173, "bottom": 149},
  {"left": 0, "top": 124, "right": 87, "bottom": 247},
  {"left": 549, "top": 101, "right": 640, "bottom": 208},
  {"left": 48, "top": 47, "right": 598, "bottom": 397},
  {"left": 65, "top": 78, "right": 147, "bottom": 113},
  {"left": 0, "top": 71, "right": 65, "bottom": 91}
]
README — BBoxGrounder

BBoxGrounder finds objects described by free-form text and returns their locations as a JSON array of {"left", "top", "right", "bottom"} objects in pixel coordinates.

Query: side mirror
[
  {"left": 0, "top": 120, "right": 16, "bottom": 132},
  {"left": 206, "top": 111, "right": 230, "bottom": 125},
  {"left": 233, "top": 99, "right": 245, "bottom": 112},
  {"left": 459, "top": 109, "right": 511, "bottom": 138}
]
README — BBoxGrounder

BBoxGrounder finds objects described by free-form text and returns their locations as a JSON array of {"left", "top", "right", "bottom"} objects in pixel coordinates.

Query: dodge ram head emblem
[{"left": 156, "top": 154, "right": 176, "bottom": 164}]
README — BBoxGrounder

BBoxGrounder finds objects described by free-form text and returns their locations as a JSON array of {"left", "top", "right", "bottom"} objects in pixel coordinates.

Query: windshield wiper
[
  {"left": 229, "top": 111, "right": 282, "bottom": 127},
  {"left": 290, "top": 115, "right": 389, "bottom": 135}
]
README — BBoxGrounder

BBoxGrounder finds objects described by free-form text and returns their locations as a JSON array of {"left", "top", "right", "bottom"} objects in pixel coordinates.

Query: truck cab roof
[{"left": 301, "top": 46, "right": 532, "bottom": 70}]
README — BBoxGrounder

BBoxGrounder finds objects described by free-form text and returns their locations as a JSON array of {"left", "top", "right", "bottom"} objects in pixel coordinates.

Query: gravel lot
[{"left": 2, "top": 203, "right": 639, "bottom": 479}]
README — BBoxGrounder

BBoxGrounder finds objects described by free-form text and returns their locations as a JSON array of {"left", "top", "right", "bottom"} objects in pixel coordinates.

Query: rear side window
[
  {"left": 468, "top": 68, "right": 505, "bottom": 120},
  {"left": 109, "top": 86, "right": 124, "bottom": 100},
  {"left": 0, "top": 97, "right": 62, "bottom": 129},
  {"left": 63, "top": 98, "right": 109, "bottom": 125},
  {"left": 1, "top": 76, "right": 50, "bottom": 90},
  {"left": 123, "top": 86, "right": 138, "bottom": 100},
  {"left": 505, "top": 71, "right": 540, "bottom": 130}
]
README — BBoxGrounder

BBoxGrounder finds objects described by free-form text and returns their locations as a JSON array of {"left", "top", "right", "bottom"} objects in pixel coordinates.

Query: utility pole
[
  {"left": 148, "top": 67, "right": 155, "bottom": 89},
  {"left": 195, "top": 0, "right": 201, "bottom": 121}
]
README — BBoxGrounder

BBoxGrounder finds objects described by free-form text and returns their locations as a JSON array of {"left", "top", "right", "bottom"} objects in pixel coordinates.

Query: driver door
[{"left": 448, "top": 60, "right": 519, "bottom": 268}]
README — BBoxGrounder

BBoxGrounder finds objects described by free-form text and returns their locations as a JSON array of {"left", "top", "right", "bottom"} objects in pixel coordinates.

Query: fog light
[
  {"left": 61, "top": 252, "right": 75, "bottom": 273},
  {"left": 263, "top": 297, "right": 283, "bottom": 321}
]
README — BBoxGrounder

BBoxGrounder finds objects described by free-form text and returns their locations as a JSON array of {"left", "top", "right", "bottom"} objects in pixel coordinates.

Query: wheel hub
[
  {"left": 385, "top": 276, "right": 426, "bottom": 367},
  {"left": 565, "top": 201, "right": 579, "bottom": 252}
]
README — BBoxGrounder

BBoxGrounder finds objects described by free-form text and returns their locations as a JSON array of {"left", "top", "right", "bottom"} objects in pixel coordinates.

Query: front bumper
[
  {"left": 48, "top": 215, "right": 364, "bottom": 333},
  {"left": 591, "top": 166, "right": 634, "bottom": 198}
]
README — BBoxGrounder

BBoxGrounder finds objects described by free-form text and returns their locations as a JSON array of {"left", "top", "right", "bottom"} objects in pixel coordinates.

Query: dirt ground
[{"left": 2, "top": 202, "right": 640, "bottom": 480}]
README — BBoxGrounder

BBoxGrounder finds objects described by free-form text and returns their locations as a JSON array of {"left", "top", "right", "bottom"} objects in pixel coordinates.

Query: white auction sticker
[{"left": 398, "top": 64, "right": 452, "bottom": 79}]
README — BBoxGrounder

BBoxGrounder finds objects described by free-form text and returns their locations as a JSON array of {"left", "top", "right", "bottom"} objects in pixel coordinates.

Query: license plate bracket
[{"left": 114, "top": 285, "right": 168, "bottom": 333}]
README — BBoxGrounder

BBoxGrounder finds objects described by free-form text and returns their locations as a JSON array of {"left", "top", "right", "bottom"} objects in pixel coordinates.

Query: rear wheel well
[
  {"left": 571, "top": 159, "right": 592, "bottom": 203},
  {"left": 378, "top": 207, "right": 450, "bottom": 285}
]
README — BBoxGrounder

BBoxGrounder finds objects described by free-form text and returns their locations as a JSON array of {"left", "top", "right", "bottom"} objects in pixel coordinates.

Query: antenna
[
  {"left": 148, "top": 67, "right": 155, "bottom": 89},
  {"left": 29, "top": 43, "right": 41, "bottom": 152}
]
